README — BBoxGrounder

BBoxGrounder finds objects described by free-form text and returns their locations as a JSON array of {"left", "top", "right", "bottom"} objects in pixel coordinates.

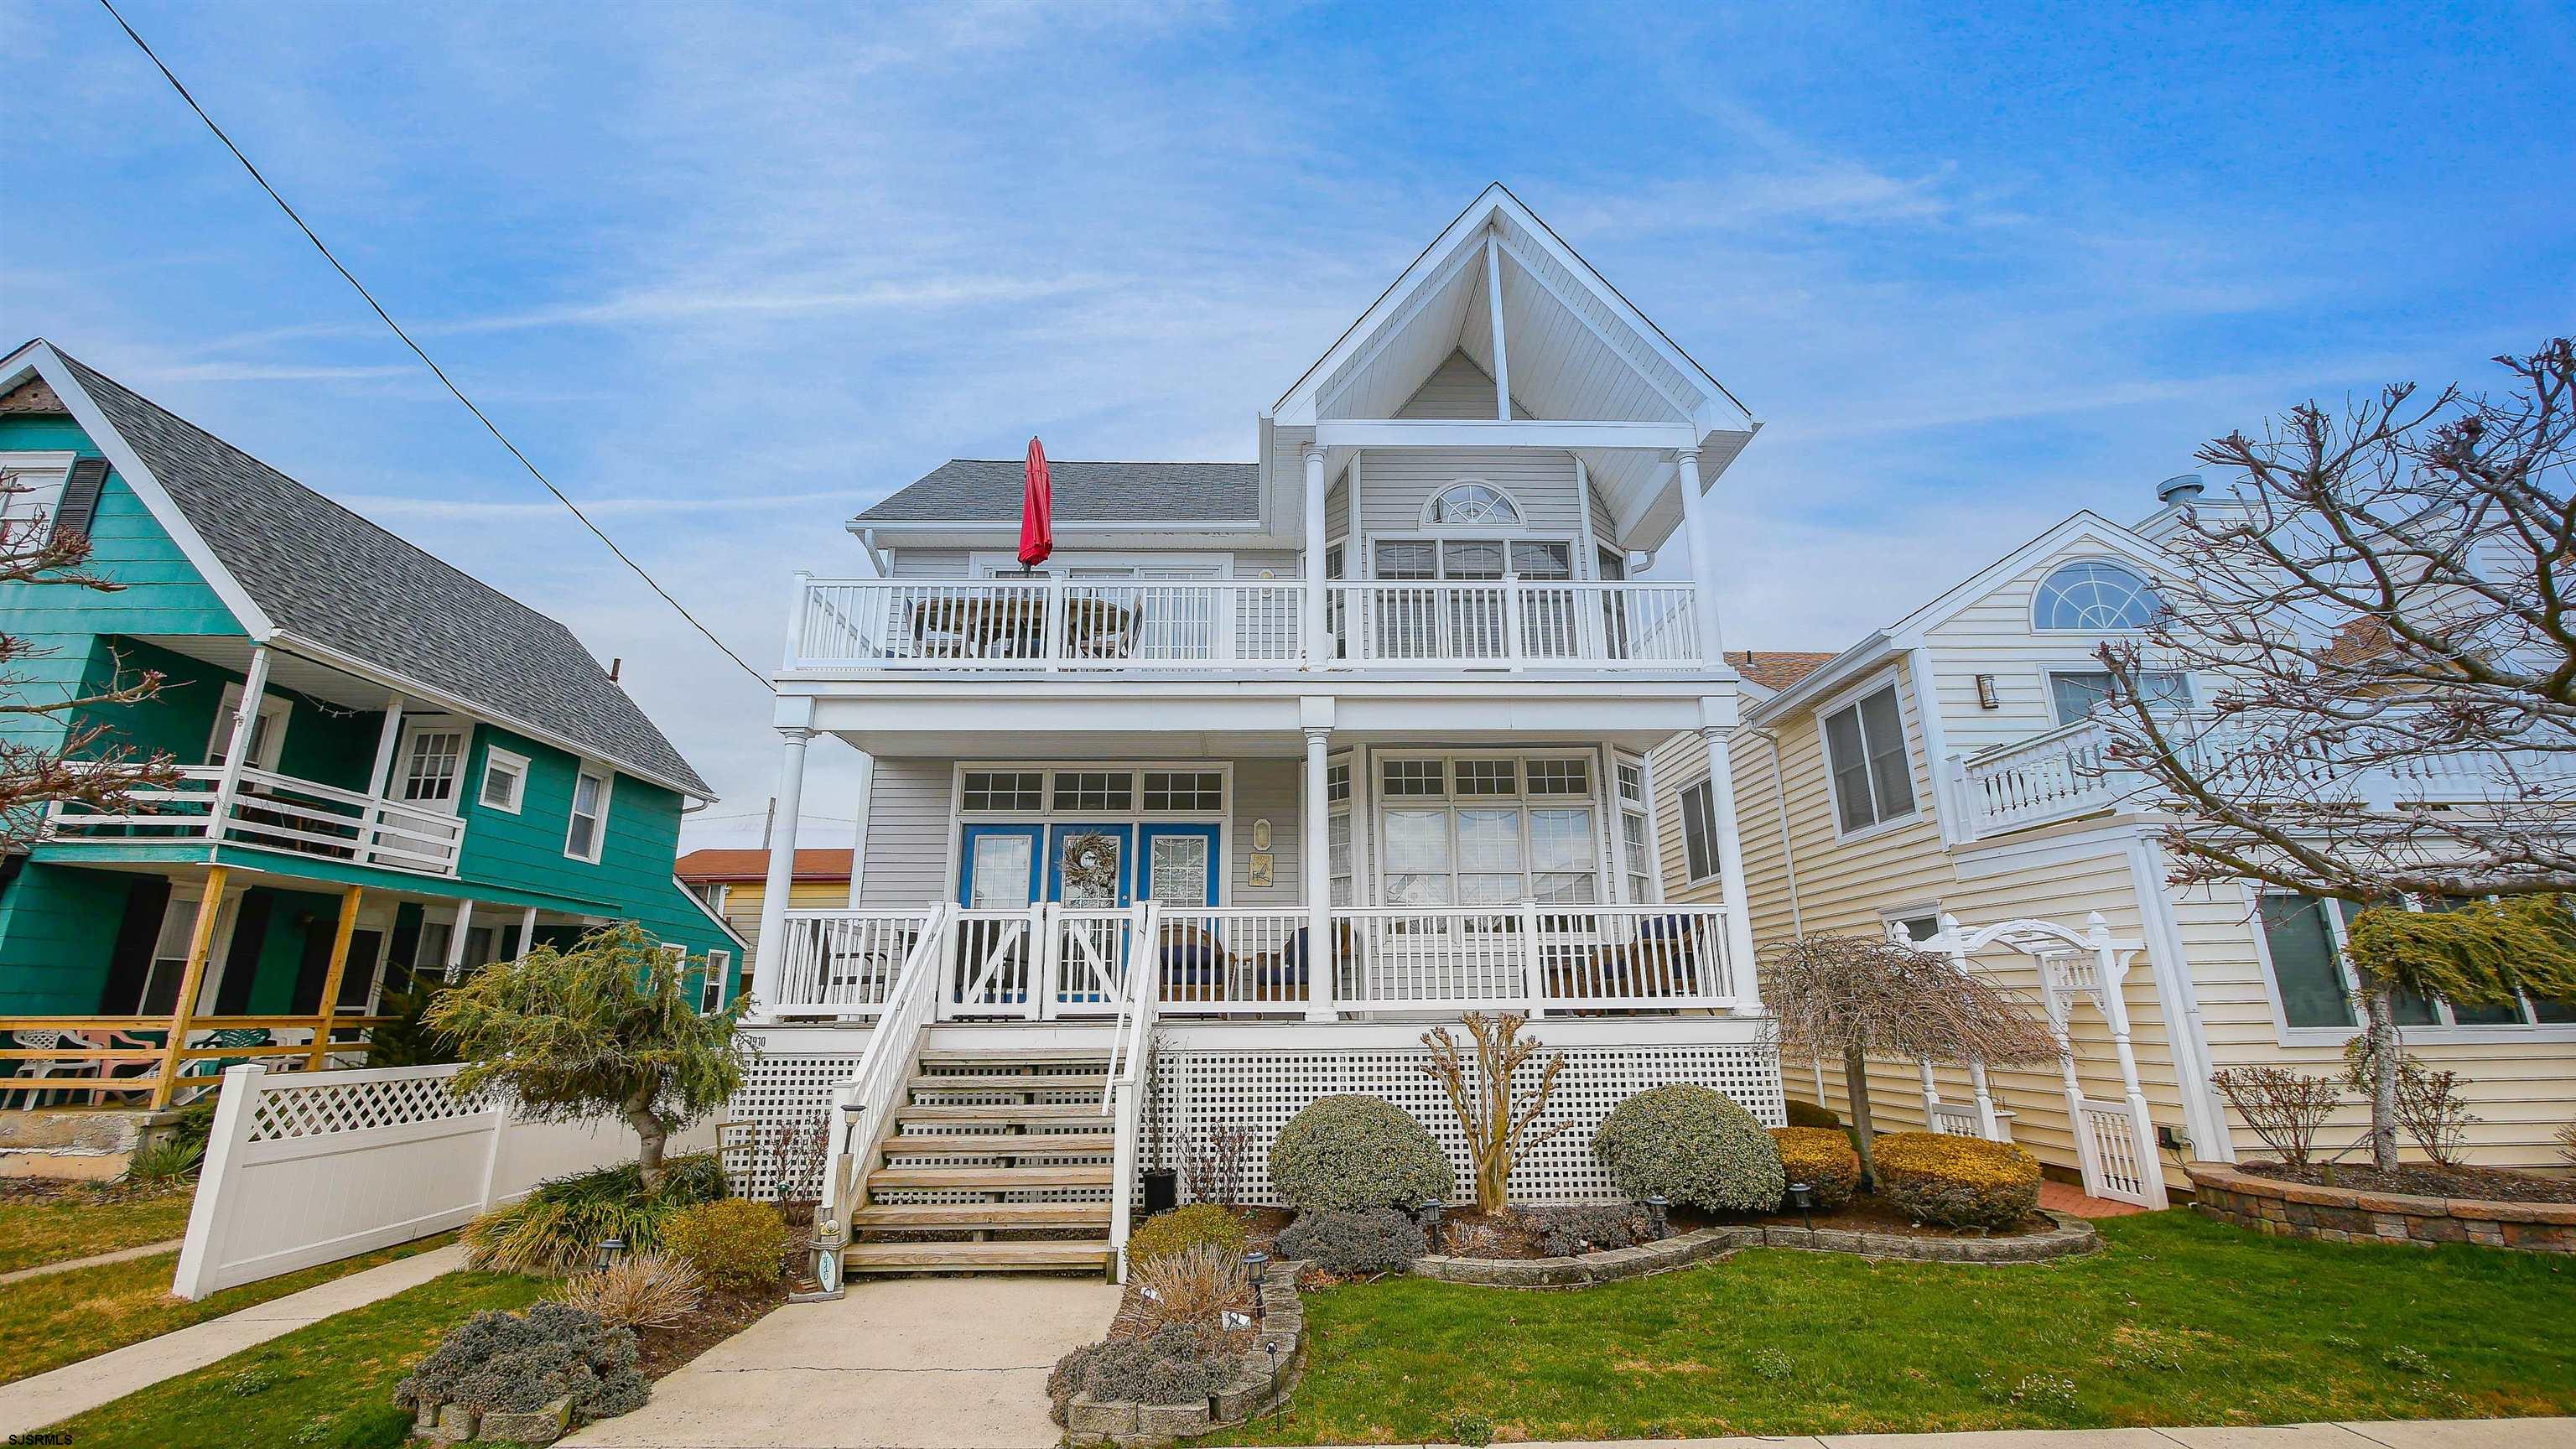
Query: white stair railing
[
  {"left": 808, "top": 901, "right": 955, "bottom": 1293},
  {"left": 1099, "top": 899, "right": 1162, "bottom": 1284}
]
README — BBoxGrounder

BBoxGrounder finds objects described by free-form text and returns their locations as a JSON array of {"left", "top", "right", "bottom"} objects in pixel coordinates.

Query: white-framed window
[
  {"left": 1327, "top": 756, "right": 1354, "bottom": 907},
  {"left": 1821, "top": 681, "right": 1916, "bottom": 835},
  {"left": 1422, "top": 480, "right": 1522, "bottom": 527},
  {"left": 700, "top": 948, "right": 732, "bottom": 1011},
  {"left": 1614, "top": 753, "right": 1658, "bottom": 904},
  {"left": 1884, "top": 908, "right": 1944, "bottom": 945},
  {"left": 1375, "top": 751, "right": 1602, "bottom": 907},
  {"left": 0, "top": 451, "right": 75, "bottom": 529},
  {"left": 956, "top": 764, "right": 1229, "bottom": 820},
  {"left": 2045, "top": 667, "right": 2192, "bottom": 729},
  {"left": 1052, "top": 771, "right": 1135, "bottom": 812},
  {"left": 1679, "top": 779, "right": 1719, "bottom": 885},
  {"left": 205, "top": 683, "right": 290, "bottom": 771},
  {"left": 2032, "top": 559, "right": 2166, "bottom": 632},
  {"left": 478, "top": 747, "right": 530, "bottom": 813},
  {"left": 397, "top": 722, "right": 470, "bottom": 808},
  {"left": 564, "top": 766, "right": 611, "bottom": 862},
  {"left": 2257, "top": 891, "right": 2576, "bottom": 1039},
  {"left": 1144, "top": 770, "right": 1224, "bottom": 811},
  {"left": 1373, "top": 538, "right": 1571, "bottom": 580}
]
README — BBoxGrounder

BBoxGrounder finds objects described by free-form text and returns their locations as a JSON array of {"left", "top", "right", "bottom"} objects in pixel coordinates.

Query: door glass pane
[
  {"left": 969, "top": 834, "right": 1035, "bottom": 909},
  {"left": 1148, "top": 835, "right": 1210, "bottom": 905},
  {"left": 1057, "top": 831, "right": 1125, "bottom": 906},
  {"left": 2261, "top": 895, "right": 2359, "bottom": 1029}
]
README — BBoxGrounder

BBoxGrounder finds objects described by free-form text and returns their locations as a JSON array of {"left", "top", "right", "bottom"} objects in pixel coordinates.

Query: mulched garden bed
[
  {"left": 2236, "top": 1160, "right": 2576, "bottom": 1205},
  {"left": 1675, "top": 1197, "right": 2057, "bottom": 1240},
  {"left": 631, "top": 1282, "right": 783, "bottom": 1380}
]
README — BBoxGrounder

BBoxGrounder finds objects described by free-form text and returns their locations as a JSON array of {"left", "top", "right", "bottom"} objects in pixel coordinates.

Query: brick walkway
[{"left": 2040, "top": 1179, "right": 2152, "bottom": 1218}]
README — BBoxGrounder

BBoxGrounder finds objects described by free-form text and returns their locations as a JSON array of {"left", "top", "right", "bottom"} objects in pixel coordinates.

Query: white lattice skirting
[{"left": 724, "top": 1041, "right": 1784, "bottom": 1206}]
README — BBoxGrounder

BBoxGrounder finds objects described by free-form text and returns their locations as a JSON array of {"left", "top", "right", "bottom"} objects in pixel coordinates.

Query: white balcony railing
[
  {"left": 761, "top": 901, "right": 1746, "bottom": 1020},
  {"left": 783, "top": 577, "right": 1703, "bottom": 672},
  {"left": 1949, "top": 713, "right": 2576, "bottom": 841},
  {"left": 48, "top": 765, "right": 466, "bottom": 876}
]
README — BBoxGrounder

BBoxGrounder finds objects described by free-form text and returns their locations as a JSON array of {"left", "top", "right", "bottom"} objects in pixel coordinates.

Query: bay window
[{"left": 1376, "top": 753, "right": 1601, "bottom": 907}]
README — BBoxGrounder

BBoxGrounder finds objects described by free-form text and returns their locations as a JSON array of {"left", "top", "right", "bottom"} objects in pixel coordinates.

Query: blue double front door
[{"left": 955, "top": 822, "right": 1220, "bottom": 911}]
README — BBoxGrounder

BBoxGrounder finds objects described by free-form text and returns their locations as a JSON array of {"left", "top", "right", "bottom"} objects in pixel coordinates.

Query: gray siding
[
  {"left": 857, "top": 757, "right": 956, "bottom": 906},
  {"left": 1395, "top": 350, "right": 1534, "bottom": 421},
  {"left": 1230, "top": 758, "right": 1304, "bottom": 904},
  {"left": 887, "top": 548, "right": 974, "bottom": 578},
  {"left": 1357, "top": 448, "right": 1586, "bottom": 543}
]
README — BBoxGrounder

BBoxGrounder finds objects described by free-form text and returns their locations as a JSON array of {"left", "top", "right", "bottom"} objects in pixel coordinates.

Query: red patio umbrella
[{"left": 1017, "top": 437, "right": 1053, "bottom": 569}]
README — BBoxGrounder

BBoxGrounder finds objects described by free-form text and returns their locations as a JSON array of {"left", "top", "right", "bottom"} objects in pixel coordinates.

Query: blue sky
[{"left": 6, "top": 1, "right": 2571, "bottom": 847}]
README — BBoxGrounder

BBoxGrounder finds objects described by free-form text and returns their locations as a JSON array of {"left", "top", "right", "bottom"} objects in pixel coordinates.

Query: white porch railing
[
  {"left": 783, "top": 577, "right": 1704, "bottom": 671},
  {"left": 811, "top": 903, "right": 953, "bottom": 1294},
  {"left": 768, "top": 901, "right": 1747, "bottom": 1022},
  {"left": 48, "top": 764, "right": 466, "bottom": 876},
  {"left": 1949, "top": 712, "right": 2576, "bottom": 841}
]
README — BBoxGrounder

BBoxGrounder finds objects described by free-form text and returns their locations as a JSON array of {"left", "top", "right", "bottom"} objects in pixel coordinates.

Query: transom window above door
[
  {"left": 957, "top": 765, "right": 1229, "bottom": 818},
  {"left": 1423, "top": 481, "right": 1521, "bottom": 526}
]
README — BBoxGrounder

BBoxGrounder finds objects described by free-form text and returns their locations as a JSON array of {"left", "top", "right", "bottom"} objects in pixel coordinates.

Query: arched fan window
[
  {"left": 2032, "top": 560, "right": 2166, "bottom": 631},
  {"left": 1424, "top": 481, "right": 1521, "bottom": 527}
]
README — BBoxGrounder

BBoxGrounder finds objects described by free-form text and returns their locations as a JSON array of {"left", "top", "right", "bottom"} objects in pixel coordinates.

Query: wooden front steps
[{"left": 844, "top": 1044, "right": 1119, "bottom": 1276}]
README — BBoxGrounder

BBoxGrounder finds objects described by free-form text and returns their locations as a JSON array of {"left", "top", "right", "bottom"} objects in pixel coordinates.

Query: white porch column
[
  {"left": 1301, "top": 444, "right": 1329, "bottom": 669},
  {"left": 1673, "top": 447, "right": 1726, "bottom": 662},
  {"left": 1696, "top": 704, "right": 1763, "bottom": 1010},
  {"left": 749, "top": 724, "right": 815, "bottom": 1017},
  {"left": 844, "top": 750, "right": 874, "bottom": 908},
  {"left": 443, "top": 898, "right": 475, "bottom": 983},
  {"left": 517, "top": 906, "right": 539, "bottom": 958},
  {"left": 207, "top": 645, "right": 273, "bottom": 834},
  {"left": 1301, "top": 698, "right": 1336, "bottom": 1021}
]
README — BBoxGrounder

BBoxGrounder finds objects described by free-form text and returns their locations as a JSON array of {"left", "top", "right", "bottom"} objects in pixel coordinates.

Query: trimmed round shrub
[
  {"left": 1126, "top": 1202, "right": 1247, "bottom": 1269},
  {"left": 1048, "top": 1326, "right": 1242, "bottom": 1422},
  {"left": 1591, "top": 1084, "right": 1786, "bottom": 1213},
  {"left": 1269, "top": 1095, "right": 1453, "bottom": 1212},
  {"left": 1873, "top": 1131, "right": 2042, "bottom": 1229},
  {"left": 659, "top": 1198, "right": 790, "bottom": 1292},
  {"left": 393, "top": 1301, "right": 648, "bottom": 1422},
  {"left": 1783, "top": 1098, "right": 1843, "bottom": 1130},
  {"left": 1768, "top": 1126, "right": 1861, "bottom": 1209},
  {"left": 1276, "top": 1207, "right": 1427, "bottom": 1275}
]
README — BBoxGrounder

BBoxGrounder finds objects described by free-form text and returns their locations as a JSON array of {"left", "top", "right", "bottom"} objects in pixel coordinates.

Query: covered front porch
[
  {"left": 753, "top": 723, "right": 1763, "bottom": 1024},
  {"left": 0, "top": 853, "right": 627, "bottom": 1112}
]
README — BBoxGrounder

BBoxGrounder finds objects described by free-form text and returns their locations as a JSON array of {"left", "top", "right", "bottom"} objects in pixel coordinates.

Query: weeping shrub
[{"left": 1592, "top": 1084, "right": 1784, "bottom": 1213}]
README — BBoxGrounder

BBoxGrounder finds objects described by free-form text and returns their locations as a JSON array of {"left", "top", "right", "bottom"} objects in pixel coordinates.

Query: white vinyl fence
[{"left": 172, "top": 1062, "right": 713, "bottom": 1300}]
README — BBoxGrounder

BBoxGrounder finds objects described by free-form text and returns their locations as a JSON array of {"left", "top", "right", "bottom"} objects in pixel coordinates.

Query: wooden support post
[
  {"left": 153, "top": 865, "right": 231, "bottom": 1109},
  {"left": 305, "top": 884, "right": 364, "bottom": 1072}
]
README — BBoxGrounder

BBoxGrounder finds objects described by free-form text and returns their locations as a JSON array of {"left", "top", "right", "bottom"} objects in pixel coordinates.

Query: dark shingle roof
[
  {"left": 859, "top": 459, "right": 1259, "bottom": 525},
  {"left": 56, "top": 351, "right": 711, "bottom": 797}
]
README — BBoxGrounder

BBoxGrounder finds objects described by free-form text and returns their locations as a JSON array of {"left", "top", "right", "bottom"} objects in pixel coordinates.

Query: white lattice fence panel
[
  {"left": 1148, "top": 1042, "right": 1784, "bottom": 1205},
  {"left": 724, "top": 1052, "right": 860, "bottom": 1202},
  {"left": 244, "top": 1072, "right": 488, "bottom": 1143}
]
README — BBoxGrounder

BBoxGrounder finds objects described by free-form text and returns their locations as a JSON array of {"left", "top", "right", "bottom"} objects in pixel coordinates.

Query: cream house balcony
[
  {"left": 784, "top": 576, "right": 1706, "bottom": 673},
  {"left": 1948, "top": 710, "right": 2576, "bottom": 841}
]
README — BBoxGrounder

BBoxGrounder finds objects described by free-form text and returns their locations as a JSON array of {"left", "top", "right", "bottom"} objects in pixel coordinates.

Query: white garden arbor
[{"left": 1894, "top": 911, "right": 2169, "bottom": 1208}]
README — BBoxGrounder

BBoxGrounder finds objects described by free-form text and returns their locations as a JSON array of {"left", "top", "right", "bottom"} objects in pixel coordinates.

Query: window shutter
[{"left": 49, "top": 458, "right": 109, "bottom": 543}]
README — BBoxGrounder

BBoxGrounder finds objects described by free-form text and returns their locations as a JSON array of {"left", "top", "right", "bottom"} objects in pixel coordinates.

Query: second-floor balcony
[
  {"left": 1949, "top": 713, "right": 2576, "bottom": 841},
  {"left": 784, "top": 576, "right": 1706, "bottom": 673},
  {"left": 49, "top": 764, "right": 466, "bottom": 876}
]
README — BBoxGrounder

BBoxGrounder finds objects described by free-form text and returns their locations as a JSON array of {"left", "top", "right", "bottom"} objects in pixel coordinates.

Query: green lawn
[
  {"left": 0, "top": 1186, "right": 196, "bottom": 1275},
  {"left": 1225, "top": 1212, "right": 2576, "bottom": 1443},
  {"left": 0, "top": 1233, "right": 455, "bottom": 1389},
  {"left": 39, "top": 1270, "right": 548, "bottom": 1449}
]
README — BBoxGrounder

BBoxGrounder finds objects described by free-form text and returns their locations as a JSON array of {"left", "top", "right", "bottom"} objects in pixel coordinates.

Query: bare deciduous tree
[
  {"left": 0, "top": 476, "right": 177, "bottom": 844},
  {"left": 2208, "top": 1066, "right": 2345, "bottom": 1168},
  {"left": 2098, "top": 339, "right": 2576, "bottom": 901},
  {"left": 1763, "top": 935, "right": 2061, "bottom": 1182},
  {"left": 2094, "top": 340, "right": 2576, "bottom": 1171},
  {"left": 1419, "top": 1012, "right": 1568, "bottom": 1213}
]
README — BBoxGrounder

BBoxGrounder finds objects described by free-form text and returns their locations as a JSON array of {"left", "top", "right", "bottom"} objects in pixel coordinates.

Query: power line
[{"left": 96, "top": 0, "right": 774, "bottom": 693}]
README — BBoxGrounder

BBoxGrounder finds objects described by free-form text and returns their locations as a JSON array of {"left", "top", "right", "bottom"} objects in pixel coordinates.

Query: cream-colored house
[{"left": 1655, "top": 483, "right": 2576, "bottom": 1203}]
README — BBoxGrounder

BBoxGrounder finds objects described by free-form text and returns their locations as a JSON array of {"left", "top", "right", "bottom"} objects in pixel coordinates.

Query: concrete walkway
[
  {"left": 0, "top": 1242, "right": 466, "bottom": 1437},
  {"left": 1317, "top": 1423, "right": 2576, "bottom": 1449},
  {"left": 564, "top": 1275, "right": 1121, "bottom": 1449},
  {"left": 0, "top": 1238, "right": 186, "bottom": 1285}
]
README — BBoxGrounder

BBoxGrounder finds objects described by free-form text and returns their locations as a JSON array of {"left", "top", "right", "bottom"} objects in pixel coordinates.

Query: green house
[{"left": 0, "top": 340, "right": 742, "bottom": 1103}]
